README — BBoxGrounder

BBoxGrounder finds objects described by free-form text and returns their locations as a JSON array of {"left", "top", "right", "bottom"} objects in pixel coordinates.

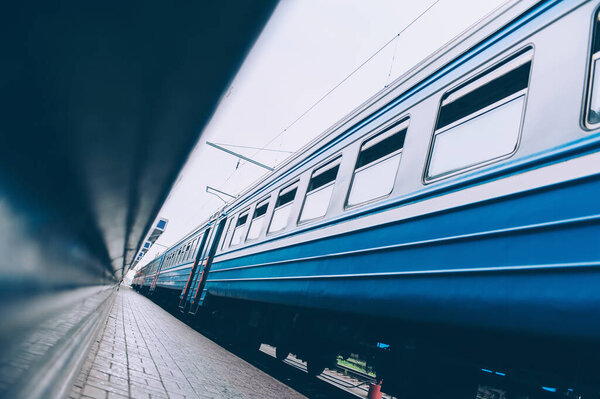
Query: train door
[
  {"left": 177, "top": 227, "right": 210, "bottom": 311},
  {"left": 148, "top": 256, "right": 165, "bottom": 295},
  {"left": 187, "top": 217, "right": 226, "bottom": 315}
]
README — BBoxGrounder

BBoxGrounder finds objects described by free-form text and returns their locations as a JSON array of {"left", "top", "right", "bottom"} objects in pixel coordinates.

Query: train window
[
  {"left": 181, "top": 246, "right": 187, "bottom": 263},
  {"left": 268, "top": 182, "right": 298, "bottom": 234},
  {"left": 220, "top": 217, "right": 234, "bottom": 250},
  {"left": 426, "top": 48, "right": 532, "bottom": 181},
  {"left": 189, "top": 238, "right": 198, "bottom": 261},
  {"left": 188, "top": 241, "right": 194, "bottom": 259},
  {"left": 347, "top": 119, "right": 408, "bottom": 206},
  {"left": 586, "top": 11, "right": 600, "bottom": 127},
  {"left": 192, "top": 237, "right": 200, "bottom": 259},
  {"left": 230, "top": 210, "right": 250, "bottom": 246},
  {"left": 299, "top": 157, "right": 341, "bottom": 223},
  {"left": 247, "top": 198, "right": 270, "bottom": 241},
  {"left": 184, "top": 243, "right": 191, "bottom": 261}
]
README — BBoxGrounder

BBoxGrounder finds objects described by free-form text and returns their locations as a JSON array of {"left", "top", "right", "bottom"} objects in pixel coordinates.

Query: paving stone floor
[{"left": 70, "top": 287, "right": 305, "bottom": 399}]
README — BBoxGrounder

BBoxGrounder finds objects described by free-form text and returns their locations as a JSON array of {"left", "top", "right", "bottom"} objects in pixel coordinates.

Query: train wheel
[
  {"left": 275, "top": 346, "right": 290, "bottom": 361},
  {"left": 306, "top": 358, "right": 326, "bottom": 376}
]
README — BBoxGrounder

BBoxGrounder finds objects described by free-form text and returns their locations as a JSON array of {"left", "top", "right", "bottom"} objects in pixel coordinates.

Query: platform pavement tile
[
  {"left": 96, "top": 363, "right": 126, "bottom": 380},
  {"left": 71, "top": 287, "right": 306, "bottom": 399},
  {"left": 86, "top": 376, "right": 128, "bottom": 394},
  {"left": 81, "top": 384, "right": 108, "bottom": 399},
  {"left": 129, "top": 368, "right": 163, "bottom": 383},
  {"left": 91, "top": 355, "right": 111, "bottom": 369},
  {"left": 129, "top": 380, "right": 166, "bottom": 394},
  {"left": 89, "top": 368, "right": 110, "bottom": 381},
  {"left": 108, "top": 374, "right": 129, "bottom": 388},
  {"left": 161, "top": 379, "right": 197, "bottom": 396},
  {"left": 129, "top": 381, "right": 167, "bottom": 397},
  {"left": 129, "top": 377, "right": 165, "bottom": 391},
  {"left": 107, "top": 392, "right": 129, "bottom": 399},
  {"left": 129, "top": 386, "right": 168, "bottom": 399}
]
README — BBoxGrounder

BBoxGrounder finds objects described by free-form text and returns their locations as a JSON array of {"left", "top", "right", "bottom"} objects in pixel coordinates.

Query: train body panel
[
  {"left": 155, "top": 262, "right": 194, "bottom": 291},
  {"left": 205, "top": 157, "right": 600, "bottom": 337},
  {"left": 185, "top": 0, "right": 600, "bottom": 341}
]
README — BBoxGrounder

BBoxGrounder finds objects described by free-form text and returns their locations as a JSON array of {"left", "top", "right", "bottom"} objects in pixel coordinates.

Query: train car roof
[{"left": 219, "top": 0, "right": 546, "bottom": 214}]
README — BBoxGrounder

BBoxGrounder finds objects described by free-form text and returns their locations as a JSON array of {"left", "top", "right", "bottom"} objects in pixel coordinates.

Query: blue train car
[{"left": 138, "top": 0, "right": 600, "bottom": 395}]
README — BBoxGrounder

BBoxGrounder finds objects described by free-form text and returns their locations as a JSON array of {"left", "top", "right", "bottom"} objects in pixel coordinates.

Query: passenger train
[{"left": 133, "top": 0, "right": 600, "bottom": 396}]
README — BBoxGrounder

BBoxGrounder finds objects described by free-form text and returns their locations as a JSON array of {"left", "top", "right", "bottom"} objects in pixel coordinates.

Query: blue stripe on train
[
  {"left": 204, "top": 173, "right": 600, "bottom": 337},
  {"left": 210, "top": 174, "right": 600, "bottom": 274},
  {"left": 155, "top": 264, "right": 193, "bottom": 290}
]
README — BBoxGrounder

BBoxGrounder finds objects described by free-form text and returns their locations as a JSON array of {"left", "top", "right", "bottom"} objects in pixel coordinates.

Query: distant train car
[
  {"left": 137, "top": 0, "right": 600, "bottom": 395},
  {"left": 131, "top": 264, "right": 148, "bottom": 291}
]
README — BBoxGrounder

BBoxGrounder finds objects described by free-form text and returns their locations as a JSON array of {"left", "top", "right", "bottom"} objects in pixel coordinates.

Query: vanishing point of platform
[{"left": 69, "top": 288, "right": 305, "bottom": 399}]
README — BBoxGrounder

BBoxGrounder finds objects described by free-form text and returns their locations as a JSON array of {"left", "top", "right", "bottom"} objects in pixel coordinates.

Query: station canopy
[{"left": 0, "top": 0, "right": 277, "bottom": 286}]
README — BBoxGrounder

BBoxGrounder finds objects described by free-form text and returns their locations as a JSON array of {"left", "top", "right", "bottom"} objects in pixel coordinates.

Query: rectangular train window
[
  {"left": 347, "top": 119, "right": 408, "bottom": 206},
  {"left": 189, "top": 238, "right": 198, "bottom": 260},
  {"left": 230, "top": 210, "right": 250, "bottom": 246},
  {"left": 426, "top": 48, "right": 532, "bottom": 181},
  {"left": 190, "top": 234, "right": 202, "bottom": 260},
  {"left": 186, "top": 240, "right": 194, "bottom": 261},
  {"left": 220, "top": 218, "right": 234, "bottom": 250},
  {"left": 184, "top": 243, "right": 191, "bottom": 261},
  {"left": 268, "top": 182, "right": 298, "bottom": 234},
  {"left": 299, "top": 157, "right": 341, "bottom": 223},
  {"left": 247, "top": 198, "right": 269, "bottom": 241},
  {"left": 586, "top": 11, "right": 600, "bottom": 126}
]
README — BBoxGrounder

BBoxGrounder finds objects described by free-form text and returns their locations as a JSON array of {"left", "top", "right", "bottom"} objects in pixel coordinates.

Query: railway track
[
  {"left": 335, "top": 363, "right": 377, "bottom": 384},
  {"left": 168, "top": 303, "right": 582, "bottom": 399},
  {"left": 258, "top": 344, "right": 393, "bottom": 399}
]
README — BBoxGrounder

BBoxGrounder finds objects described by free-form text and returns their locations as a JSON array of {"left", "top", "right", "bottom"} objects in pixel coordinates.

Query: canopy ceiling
[{"left": 0, "top": 0, "right": 277, "bottom": 285}]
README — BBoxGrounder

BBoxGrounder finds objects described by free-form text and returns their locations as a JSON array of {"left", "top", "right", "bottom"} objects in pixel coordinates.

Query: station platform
[{"left": 69, "top": 287, "right": 305, "bottom": 399}]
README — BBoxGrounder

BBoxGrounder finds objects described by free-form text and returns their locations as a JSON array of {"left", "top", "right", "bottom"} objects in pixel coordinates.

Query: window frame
[
  {"left": 345, "top": 117, "right": 409, "bottom": 209},
  {"left": 298, "top": 156, "right": 342, "bottom": 224},
  {"left": 246, "top": 197, "right": 271, "bottom": 242},
  {"left": 267, "top": 180, "right": 299, "bottom": 236},
  {"left": 186, "top": 239, "right": 194, "bottom": 261},
  {"left": 190, "top": 237, "right": 199, "bottom": 261},
  {"left": 583, "top": 7, "right": 600, "bottom": 130},
  {"left": 184, "top": 242, "right": 191, "bottom": 261},
  {"left": 585, "top": 44, "right": 600, "bottom": 128},
  {"left": 229, "top": 209, "right": 250, "bottom": 247},
  {"left": 423, "top": 46, "right": 533, "bottom": 184},
  {"left": 220, "top": 217, "right": 234, "bottom": 251},
  {"left": 174, "top": 247, "right": 182, "bottom": 265}
]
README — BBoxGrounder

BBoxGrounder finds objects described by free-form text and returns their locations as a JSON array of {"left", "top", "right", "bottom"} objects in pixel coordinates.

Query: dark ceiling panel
[{"left": 0, "top": 0, "right": 278, "bottom": 285}]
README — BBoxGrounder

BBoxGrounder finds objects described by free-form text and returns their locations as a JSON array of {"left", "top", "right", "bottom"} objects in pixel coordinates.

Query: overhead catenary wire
[
  {"left": 251, "top": 0, "right": 442, "bottom": 157},
  {"left": 134, "top": 1, "right": 444, "bottom": 269},
  {"left": 204, "top": 0, "right": 442, "bottom": 208},
  {"left": 211, "top": 142, "right": 294, "bottom": 154}
]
